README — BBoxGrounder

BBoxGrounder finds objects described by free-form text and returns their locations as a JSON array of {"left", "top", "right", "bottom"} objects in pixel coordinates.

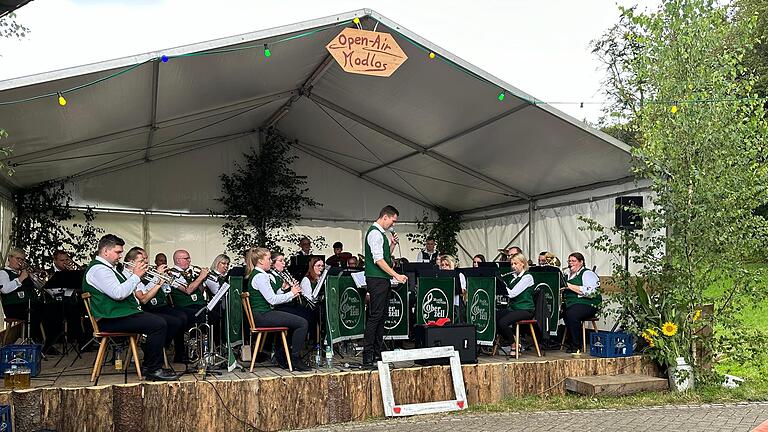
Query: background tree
[
  {"left": 11, "top": 181, "right": 103, "bottom": 269},
  {"left": 216, "top": 128, "right": 321, "bottom": 255},
  {"left": 406, "top": 208, "right": 462, "bottom": 261},
  {"left": 0, "top": 13, "right": 30, "bottom": 176},
  {"left": 584, "top": 0, "right": 768, "bottom": 376}
]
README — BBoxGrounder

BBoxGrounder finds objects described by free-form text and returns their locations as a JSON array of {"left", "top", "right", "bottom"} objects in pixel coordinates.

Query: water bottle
[
  {"left": 324, "top": 342, "right": 334, "bottom": 369},
  {"left": 114, "top": 345, "right": 123, "bottom": 371},
  {"left": 314, "top": 344, "right": 322, "bottom": 368}
]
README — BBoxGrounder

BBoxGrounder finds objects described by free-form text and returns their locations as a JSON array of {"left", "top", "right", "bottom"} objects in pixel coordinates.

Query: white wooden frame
[{"left": 377, "top": 346, "right": 468, "bottom": 417}]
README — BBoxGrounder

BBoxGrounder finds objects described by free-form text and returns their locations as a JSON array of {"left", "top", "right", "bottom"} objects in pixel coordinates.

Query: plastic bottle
[
  {"left": 314, "top": 344, "right": 322, "bottom": 368},
  {"left": 324, "top": 342, "right": 334, "bottom": 369},
  {"left": 114, "top": 345, "right": 123, "bottom": 371}
]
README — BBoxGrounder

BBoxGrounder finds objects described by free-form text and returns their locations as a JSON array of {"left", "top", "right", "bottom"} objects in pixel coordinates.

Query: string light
[
  {"left": 263, "top": 44, "right": 271, "bottom": 58},
  {"left": 497, "top": 91, "right": 506, "bottom": 101},
  {"left": 161, "top": 55, "right": 169, "bottom": 63},
  {"left": 353, "top": 17, "right": 360, "bottom": 24},
  {"left": 428, "top": 52, "right": 436, "bottom": 59},
  {"left": 57, "top": 93, "right": 67, "bottom": 107}
]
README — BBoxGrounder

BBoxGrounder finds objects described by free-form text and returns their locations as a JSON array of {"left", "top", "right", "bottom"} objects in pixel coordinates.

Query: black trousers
[
  {"left": 252, "top": 310, "right": 308, "bottom": 356},
  {"left": 274, "top": 303, "right": 319, "bottom": 344},
  {"left": 4, "top": 301, "right": 64, "bottom": 349},
  {"left": 145, "top": 305, "right": 188, "bottom": 351},
  {"left": 363, "top": 277, "right": 390, "bottom": 358},
  {"left": 496, "top": 308, "right": 535, "bottom": 344},
  {"left": 562, "top": 304, "right": 598, "bottom": 349},
  {"left": 98, "top": 312, "right": 167, "bottom": 372}
]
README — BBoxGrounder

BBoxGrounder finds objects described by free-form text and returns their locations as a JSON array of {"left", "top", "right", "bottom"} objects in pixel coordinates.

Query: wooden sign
[{"left": 326, "top": 27, "right": 408, "bottom": 77}]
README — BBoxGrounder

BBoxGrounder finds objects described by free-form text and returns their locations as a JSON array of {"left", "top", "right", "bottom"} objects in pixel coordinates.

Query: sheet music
[
  {"left": 207, "top": 282, "right": 230, "bottom": 311},
  {"left": 313, "top": 267, "right": 330, "bottom": 298},
  {"left": 351, "top": 271, "right": 366, "bottom": 289}
]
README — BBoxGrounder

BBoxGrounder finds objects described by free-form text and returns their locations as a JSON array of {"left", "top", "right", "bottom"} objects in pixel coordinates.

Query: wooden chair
[
  {"left": 561, "top": 317, "right": 599, "bottom": 354},
  {"left": 492, "top": 319, "right": 542, "bottom": 359},
  {"left": 81, "top": 293, "right": 142, "bottom": 382},
  {"left": 240, "top": 292, "right": 292, "bottom": 372}
]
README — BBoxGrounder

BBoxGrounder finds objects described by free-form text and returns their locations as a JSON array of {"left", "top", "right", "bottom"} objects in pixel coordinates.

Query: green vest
[
  {"left": 269, "top": 271, "right": 284, "bottom": 294},
  {"left": 563, "top": 267, "right": 602, "bottom": 308},
  {"left": 364, "top": 224, "right": 392, "bottom": 279},
  {"left": 139, "top": 277, "right": 168, "bottom": 310},
  {"left": 506, "top": 271, "right": 535, "bottom": 312},
  {"left": 0, "top": 269, "right": 39, "bottom": 306},
  {"left": 248, "top": 268, "right": 278, "bottom": 314},
  {"left": 170, "top": 268, "right": 206, "bottom": 308},
  {"left": 82, "top": 260, "right": 142, "bottom": 319}
]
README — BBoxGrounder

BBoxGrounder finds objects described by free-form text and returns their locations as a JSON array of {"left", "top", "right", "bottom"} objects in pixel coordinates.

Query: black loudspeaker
[
  {"left": 615, "top": 196, "right": 643, "bottom": 230},
  {"left": 413, "top": 324, "right": 477, "bottom": 365}
]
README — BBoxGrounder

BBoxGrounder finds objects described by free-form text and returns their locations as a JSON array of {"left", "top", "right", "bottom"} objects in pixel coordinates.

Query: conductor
[{"left": 362, "top": 205, "right": 408, "bottom": 367}]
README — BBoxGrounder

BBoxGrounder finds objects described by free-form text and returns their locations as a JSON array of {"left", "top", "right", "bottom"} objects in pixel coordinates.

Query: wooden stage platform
[{"left": 0, "top": 348, "right": 660, "bottom": 432}]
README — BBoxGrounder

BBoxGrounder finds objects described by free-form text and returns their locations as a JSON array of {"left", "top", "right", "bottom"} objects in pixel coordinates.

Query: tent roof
[
  {"left": 0, "top": 0, "right": 31, "bottom": 18},
  {"left": 0, "top": 8, "right": 632, "bottom": 214}
]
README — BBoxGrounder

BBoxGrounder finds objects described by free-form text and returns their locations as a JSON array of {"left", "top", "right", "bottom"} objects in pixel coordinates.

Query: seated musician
[
  {"left": 537, "top": 251, "right": 549, "bottom": 266},
  {"left": 123, "top": 247, "right": 188, "bottom": 364},
  {"left": 49, "top": 249, "right": 89, "bottom": 347},
  {"left": 247, "top": 247, "right": 311, "bottom": 371},
  {"left": 438, "top": 255, "right": 466, "bottom": 323},
  {"left": 169, "top": 249, "right": 212, "bottom": 325},
  {"left": 204, "top": 254, "right": 231, "bottom": 296},
  {"left": 561, "top": 252, "right": 601, "bottom": 353},
  {"left": 325, "top": 242, "right": 345, "bottom": 267},
  {"left": 346, "top": 256, "right": 359, "bottom": 269},
  {"left": 0, "top": 247, "right": 63, "bottom": 354},
  {"left": 495, "top": 253, "right": 535, "bottom": 354},
  {"left": 472, "top": 254, "right": 486, "bottom": 267},
  {"left": 52, "top": 250, "right": 75, "bottom": 273},
  {"left": 271, "top": 252, "right": 319, "bottom": 342},
  {"left": 82, "top": 235, "right": 176, "bottom": 381},
  {"left": 154, "top": 253, "right": 168, "bottom": 268}
]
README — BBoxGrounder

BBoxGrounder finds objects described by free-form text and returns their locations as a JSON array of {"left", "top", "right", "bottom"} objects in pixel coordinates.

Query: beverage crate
[
  {"left": 0, "top": 405, "right": 10, "bottom": 432},
  {"left": 0, "top": 344, "right": 42, "bottom": 377},
  {"left": 589, "top": 332, "right": 634, "bottom": 358}
]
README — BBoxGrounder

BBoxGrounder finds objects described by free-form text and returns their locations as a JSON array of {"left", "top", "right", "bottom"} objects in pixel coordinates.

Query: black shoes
[
  {"left": 273, "top": 352, "right": 290, "bottom": 369},
  {"left": 291, "top": 356, "right": 312, "bottom": 372},
  {"left": 145, "top": 368, "right": 179, "bottom": 381},
  {"left": 362, "top": 352, "right": 376, "bottom": 369}
]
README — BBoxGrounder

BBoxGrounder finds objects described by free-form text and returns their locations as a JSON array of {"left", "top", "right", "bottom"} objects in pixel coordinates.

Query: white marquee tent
[{"left": 0, "top": 9, "right": 648, "bottom": 271}]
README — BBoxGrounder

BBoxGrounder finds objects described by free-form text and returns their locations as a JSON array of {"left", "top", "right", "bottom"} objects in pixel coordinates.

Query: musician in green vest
[
  {"left": 562, "top": 252, "right": 602, "bottom": 353},
  {"left": 82, "top": 234, "right": 176, "bottom": 381},
  {"left": 169, "top": 249, "right": 212, "bottom": 326},
  {"left": 247, "top": 247, "right": 311, "bottom": 371},
  {"left": 496, "top": 253, "right": 535, "bottom": 355},
  {"left": 362, "top": 205, "right": 408, "bottom": 367}
]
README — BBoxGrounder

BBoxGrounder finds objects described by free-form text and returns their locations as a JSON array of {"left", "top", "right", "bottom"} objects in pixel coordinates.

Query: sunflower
[
  {"left": 692, "top": 310, "right": 701, "bottom": 322},
  {"left": 647, "top": 339, "right": 655, "bottom": 347},
  {"left": 662, "top": 321, "right": 678, "bottom": 336},
  {"left": 647, "top": 328, "right": 659, "bottom": 337}
]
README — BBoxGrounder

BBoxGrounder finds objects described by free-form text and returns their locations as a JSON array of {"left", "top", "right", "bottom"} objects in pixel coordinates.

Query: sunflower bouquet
[{"left": 639, "top": 310, "right": 701, "bottom": 368}]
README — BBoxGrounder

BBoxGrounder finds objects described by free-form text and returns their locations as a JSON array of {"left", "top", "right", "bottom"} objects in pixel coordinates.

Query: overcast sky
[{"left": 0, "top": 0, "right": 658, "bottom": 123}]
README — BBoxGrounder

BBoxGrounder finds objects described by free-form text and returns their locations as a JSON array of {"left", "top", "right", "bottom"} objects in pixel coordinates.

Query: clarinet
[{"left": 279, "top": 270, "right": 317, "bottom": 310}]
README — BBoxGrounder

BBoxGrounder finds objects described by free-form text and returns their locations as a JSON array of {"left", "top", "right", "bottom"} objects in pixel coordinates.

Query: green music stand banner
[
  {"left": 416, "top": 277, "right": 454, "bottom": 325},
  {"left": 226, "top": 276, "right": 244, "bottom": 371},
  {"left": 530, "top": 272, "right": 561, "bottom": 337},
  {"left": 383, "top": 282, "right": 409, "bottom": 340},
  {"left": 466, "top": 276, "right": 496, "bottom": 346},
  {"left": 325, "top": 275, "right": 366, "bottom": 345}
]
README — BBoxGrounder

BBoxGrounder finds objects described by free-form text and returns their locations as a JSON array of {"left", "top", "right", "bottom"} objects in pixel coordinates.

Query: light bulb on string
[
  {"left": 428, "top": 52, "right": 436, "bottom": 59},
  {"left": 353, "top": 17, "right": 360, "bottom": 24},
  {"left": 161, "top": 55, "right": 169, "bottom": 63},
  {"left": 57, "top": 93, "right": 67, "bottom": 107},
  {"left": 263, "top": 44, "right": 271, "bottom": 58},
  {"left": 497, "top": 91, "right": 506, "bottom": 101}
]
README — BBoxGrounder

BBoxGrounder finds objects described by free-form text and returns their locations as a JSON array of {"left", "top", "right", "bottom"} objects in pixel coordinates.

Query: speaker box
[
  {"left": 615, "top": 196, "right": 643, "bottom": 230},
  {"left": 413, "top": 324, "right": 477, "bottom": 365}
]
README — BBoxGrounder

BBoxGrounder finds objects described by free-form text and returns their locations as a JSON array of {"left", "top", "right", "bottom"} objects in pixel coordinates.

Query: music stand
[{"left": 43, "top": 270, "right": 85, "bottom": 362}]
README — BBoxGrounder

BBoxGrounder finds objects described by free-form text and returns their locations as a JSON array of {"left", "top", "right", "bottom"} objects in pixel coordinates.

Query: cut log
[{"left": 565, "top": 373, "right": 669, "bottom": 396}]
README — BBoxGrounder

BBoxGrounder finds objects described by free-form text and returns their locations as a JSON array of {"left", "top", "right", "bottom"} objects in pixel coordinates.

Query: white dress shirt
[
  {"left": 567, "top": 268, "right": 600, "bottom": 297},
  {"left": 300, "top": 276, "right": 316, "bottom": 301},
  {"left": 507, "top": 272, "right": 534, "bottom": 299},
  {"left": 85, "top": 256, "right": 141, "bottom": 300},
  {"left": 0, "top": 267, "right": 23, "bottom": 294},
  {"left": 366, "top": 222, "right": 386, "bottom": 262},
  {"left": 251, "top": 268, "right": 294, "bottom": 306}
]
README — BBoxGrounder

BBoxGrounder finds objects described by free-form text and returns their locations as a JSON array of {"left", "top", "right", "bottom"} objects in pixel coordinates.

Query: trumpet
[
  {"left": 188, "top": 265, "right": 225, "bottom": 285},
  {"left": 124, "top": 261, "right": 182, "bottom": 289},
  {"left": 20, "top": 263, "right": 49, "bottom": 290}
]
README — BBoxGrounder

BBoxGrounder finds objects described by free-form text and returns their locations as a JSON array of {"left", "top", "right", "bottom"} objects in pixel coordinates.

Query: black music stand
[{"left": 43, "top": 270, "right": 85, "bottom": 362}]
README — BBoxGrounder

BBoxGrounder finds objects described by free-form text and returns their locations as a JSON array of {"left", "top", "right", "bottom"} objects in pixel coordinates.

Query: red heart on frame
[
  {"left": 457, "top": 401, "right": 465, "bottom": 408},
  {"left": 393, "top": 407, "right": 401, "bottom": 414}
]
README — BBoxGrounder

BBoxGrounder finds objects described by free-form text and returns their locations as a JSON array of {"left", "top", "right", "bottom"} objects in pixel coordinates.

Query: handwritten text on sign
[{"left": 326, "top": 28, "right": 408, "bottom": 77}]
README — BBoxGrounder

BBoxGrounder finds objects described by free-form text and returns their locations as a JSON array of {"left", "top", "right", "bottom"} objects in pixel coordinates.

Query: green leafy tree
[
  {"left": 406, "top": 208, "right": 462, "bottom": 261},
  {"left": 0, "top": 13, "right": 29, "bottom": 176},
  {"left": 11, "top": 181, "right": 103, "bottom": 269},
  {"left": 216, "top": 128, "right": 321, "bottom": 255},
  {"left": 583, "top": 0, "right": 768, "bottom": 376}
]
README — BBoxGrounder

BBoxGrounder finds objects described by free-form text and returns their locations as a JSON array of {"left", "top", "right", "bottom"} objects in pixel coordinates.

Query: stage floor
[{"left": 19, "top": 343, "right": 591, "bottom": 389}]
